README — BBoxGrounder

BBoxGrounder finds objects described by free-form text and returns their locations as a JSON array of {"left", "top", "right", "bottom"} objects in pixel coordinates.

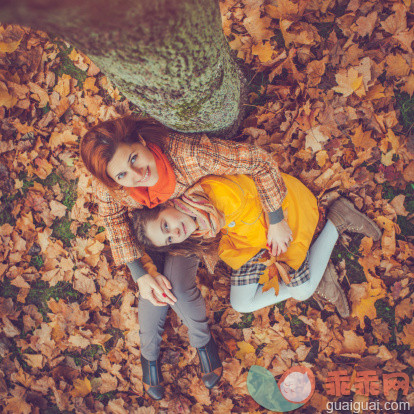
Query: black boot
[
  {"left": 141, "top": 355, "right": 164, "bottom": 400},
  {"left": 196, "top": 336, "right": 223, "bottom": 389}
]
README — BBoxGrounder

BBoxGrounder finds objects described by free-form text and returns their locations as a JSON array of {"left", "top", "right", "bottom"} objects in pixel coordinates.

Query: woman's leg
[
  {"left": 163, "top": 254, "right": 211, "bottom": 348},
  {"left": 138, "top": 299, "right": 169, "bottom": 360},
  {"left": 164, "top": 254, "right": 221, "bottom": 389},
  {"left": 138, "top": 252, "right": 170, "bottom": 361}
]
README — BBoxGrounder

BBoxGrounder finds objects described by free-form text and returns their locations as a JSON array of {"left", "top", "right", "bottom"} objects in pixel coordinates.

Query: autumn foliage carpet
[{"left": 0, "top": 0, "right": 413, "bottom": 413}]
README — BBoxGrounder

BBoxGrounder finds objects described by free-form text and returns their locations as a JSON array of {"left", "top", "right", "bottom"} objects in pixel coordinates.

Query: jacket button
[{"left": 228, "top": 221, "right": 235, "bottom": 228}]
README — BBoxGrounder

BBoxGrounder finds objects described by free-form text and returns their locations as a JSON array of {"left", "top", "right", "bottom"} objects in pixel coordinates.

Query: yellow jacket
[{"left": 200, "top": 174, "right": 319, "bottom": 271}]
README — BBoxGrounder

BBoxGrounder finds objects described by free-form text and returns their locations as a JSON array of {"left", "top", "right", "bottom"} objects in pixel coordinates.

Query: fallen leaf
[
  {"left": 71, "top": 377, "right": 92, "bottom": 397},
  {"left": 333, "top": 67, "right": 365, "bottom": 97}
]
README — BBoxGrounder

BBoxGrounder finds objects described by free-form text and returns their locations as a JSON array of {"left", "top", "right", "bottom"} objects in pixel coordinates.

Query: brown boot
[
  {"left": 314, "top": 261, "right": 350, "bottom": 318},
  {"left": 327, "top": 198, "right": 381, "bottom": 241}
]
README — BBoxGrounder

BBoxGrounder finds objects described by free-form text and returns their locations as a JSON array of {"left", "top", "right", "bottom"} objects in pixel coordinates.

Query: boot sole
[{"left": 338, "top": 198, "right": 382, "bottom": 241}]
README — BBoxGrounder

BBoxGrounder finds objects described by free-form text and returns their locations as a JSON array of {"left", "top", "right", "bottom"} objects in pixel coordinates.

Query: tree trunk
[{"left": 0, "top": 0, "right": 246, "bottom": 135}]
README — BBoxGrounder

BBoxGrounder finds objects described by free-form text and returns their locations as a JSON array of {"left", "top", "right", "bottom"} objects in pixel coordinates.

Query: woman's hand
[
  {"left": 267, "top": 219, "right": 293, "bottom": 257},
  {"left": 137, "top": 274, "right": 177, "bottom": 306}
]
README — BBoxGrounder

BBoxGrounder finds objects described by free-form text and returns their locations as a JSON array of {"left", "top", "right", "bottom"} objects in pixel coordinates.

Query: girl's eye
[
  {"left": 131, "top": 155, "right": 137, "bottom": 164},
  {"left": 164, "top": 221, "right": 169, "bottom": 231},
  {"left": 167, "top": 236, "right": 172, "bottom": 244},
  {"left": 117, "top": 172, "right": 126, "bottom": 180}
]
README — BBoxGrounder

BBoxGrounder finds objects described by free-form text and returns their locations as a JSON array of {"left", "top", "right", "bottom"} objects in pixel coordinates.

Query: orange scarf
[
  {"left": 172, "top": 182, "right": 225, "bottom": 238},
  {"left": 126, "top": 143, "right": 176, "bottom": 208}
]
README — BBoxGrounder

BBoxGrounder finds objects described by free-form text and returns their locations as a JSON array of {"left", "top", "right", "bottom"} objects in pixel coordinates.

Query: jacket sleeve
[
  {"left": 173, "top": 134, "right": 287, "bottom": 212},
  {"left": 94, "top": 182, "right": 144, "bottom": 266}
]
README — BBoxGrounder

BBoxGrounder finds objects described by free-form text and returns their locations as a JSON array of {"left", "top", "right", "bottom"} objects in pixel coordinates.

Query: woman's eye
[
  {"left": 167, "top": 236, "right": 172, "bottom": 244},
  {"left": 131, "top": 155, "right": 137, "bottom": 164},
  {"left": 164, "top": 221, "right": 169, "bottom": 231},
  {"left": 117, "top": 172, "right": 126, "bottom": 180}
]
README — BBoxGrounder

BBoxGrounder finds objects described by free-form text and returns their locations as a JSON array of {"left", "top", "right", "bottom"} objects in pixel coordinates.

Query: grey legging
[{"left": 138, "top": 253, "right": 211, "bottom": 361}]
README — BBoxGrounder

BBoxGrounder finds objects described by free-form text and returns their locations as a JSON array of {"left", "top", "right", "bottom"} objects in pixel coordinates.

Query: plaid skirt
[{"left": 230, "top": 249, "right": 310, "bottom": 287}]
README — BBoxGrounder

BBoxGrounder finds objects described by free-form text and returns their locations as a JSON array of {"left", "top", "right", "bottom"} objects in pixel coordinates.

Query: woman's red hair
[{"left": 80, "top": 115, "right": 168, "bottom": 188}]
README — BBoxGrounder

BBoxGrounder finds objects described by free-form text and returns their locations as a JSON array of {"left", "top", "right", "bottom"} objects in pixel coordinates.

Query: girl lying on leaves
[
  {"left": 132, "top": 173, "right": 382, "bottom": 318},
  {"left": 80, "top": 115, "right": 292, "bottom": 400}
]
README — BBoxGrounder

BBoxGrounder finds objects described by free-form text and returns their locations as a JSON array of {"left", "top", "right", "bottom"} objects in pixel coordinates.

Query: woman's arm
[
  {"left": 94, "top": 182, "right": 176, "bottom": 305},
  {"left": 169, "top": 133, "right": 292, "bottom": 255},
  {"left": 95, "top": 182, "right": 143, "bottom": 266},
  {"left": 169, "top": 133, "right": 287, "bottom": 213}
]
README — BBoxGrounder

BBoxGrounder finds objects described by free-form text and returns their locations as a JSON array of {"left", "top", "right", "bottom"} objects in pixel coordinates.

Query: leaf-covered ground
[{"left": 0, "top": 0, "right": 413, "bottom": 413}]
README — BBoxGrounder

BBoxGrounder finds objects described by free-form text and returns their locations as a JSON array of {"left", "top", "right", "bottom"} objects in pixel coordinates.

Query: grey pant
[{"left": 138, "top": 253, "right": 210, "bottom": 360}]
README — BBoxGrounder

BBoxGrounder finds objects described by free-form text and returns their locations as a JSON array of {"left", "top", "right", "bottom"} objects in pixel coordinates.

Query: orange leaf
[
  {"left": 262, "top": 272, "right": 279, "bottom": 295},
  {"left": 0, "top": 25, "right": 24, "bottom": 53},
  {"left": 251, "top": 41, "right": 274, "bottom": 63},
  {"left": 349, "top": 283, "right": 387, "bottom": 329},
  {"left": 386, "top": 54, "right": 410, "bottom": 78},
  {"left": 351, "top": 125, "right": 377, "bottom": 150}
]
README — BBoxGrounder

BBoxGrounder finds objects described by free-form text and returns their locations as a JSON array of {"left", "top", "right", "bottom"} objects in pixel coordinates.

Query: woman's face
[
  {"left": 146, "top": 206, "right": 197, "bottom": 247},
  {"left": 106, "top": 142, "right": 159, "bottom": 187}
]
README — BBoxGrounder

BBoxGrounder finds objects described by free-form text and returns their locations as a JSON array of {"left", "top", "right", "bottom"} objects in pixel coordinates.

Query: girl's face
[
  {"left": 146, "top": 206, "right": 197, "bottom": 246},
  {"left": 106, "top": 142, "right": 159, "bottom": 187}
]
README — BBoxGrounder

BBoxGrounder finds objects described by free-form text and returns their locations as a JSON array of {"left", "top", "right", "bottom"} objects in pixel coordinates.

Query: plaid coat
[{"left": 94, "top": 132, "right": 287, "bottom": 266}]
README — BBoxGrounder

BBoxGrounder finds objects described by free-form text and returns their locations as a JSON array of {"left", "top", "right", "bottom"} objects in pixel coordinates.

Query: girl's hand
[
  {"left": 137, "top": 274, "right": 177, "bottom": 306},
  {"left": 267, "top": 219, "right": 293, "bottom": 257}
]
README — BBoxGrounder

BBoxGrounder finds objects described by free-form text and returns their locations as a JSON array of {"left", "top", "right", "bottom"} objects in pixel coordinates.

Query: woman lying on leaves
[
  {"left": 80, "top": 115, "right": 293, "bottom": 400},
  {"left": 132, "top": 173, "right": 382, "bottom": 318}
]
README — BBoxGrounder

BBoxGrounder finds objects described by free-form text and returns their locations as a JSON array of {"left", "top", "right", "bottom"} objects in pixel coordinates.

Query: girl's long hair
[
  {"left": 80, "top": 115, "right": 168, "bottom": 188},
  {"left": 131, "top": 204, "right": 222, "bottom": 263}
]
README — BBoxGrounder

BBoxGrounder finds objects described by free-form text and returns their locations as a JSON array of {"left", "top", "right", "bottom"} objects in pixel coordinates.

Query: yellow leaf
[
  {"left": 333, "top": 68, "right": 365, "bottom": 98},
  {"left": 381, "top": 150, "right": 395, "bottom": 167},
  {"left": 262, "top": 272, "right": 279, "bottom": 295},
  {"left": 386, "top": 129, "right": 400, "bottom": 152},
  {"left": 258, "top": 265, "right": 270, "bottom": 285},
  {"left": 316, "top": 150, "right": 329, "bottom": 167},
  {"left": 251, "top": 41, "right": 274, "bottom": 63},
  {"left": 0, "top": 26, "right": 24, "bottom": 53},
  {"left": 235, "top": 341, "right": 255, "bottom": 360},
  {"left": 71, "top": 377, "right": 92, "bottom": 397},
  {"left": 83, "top": 77, "right": 99, "bottom": 93},
  {"left": 350, "top": 284, "right": 386, "bottom": 329}
]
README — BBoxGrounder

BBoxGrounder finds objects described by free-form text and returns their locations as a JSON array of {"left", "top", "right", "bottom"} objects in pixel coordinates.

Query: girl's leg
[
  {"left": 287, "top": 220, "right": 339, "bottom": 301},
  {"left": 230, "top": 282, "right": 293, "bottom": 313},
  {"left": 230, "top": 220, "right": 339, "bottom": 313}
]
